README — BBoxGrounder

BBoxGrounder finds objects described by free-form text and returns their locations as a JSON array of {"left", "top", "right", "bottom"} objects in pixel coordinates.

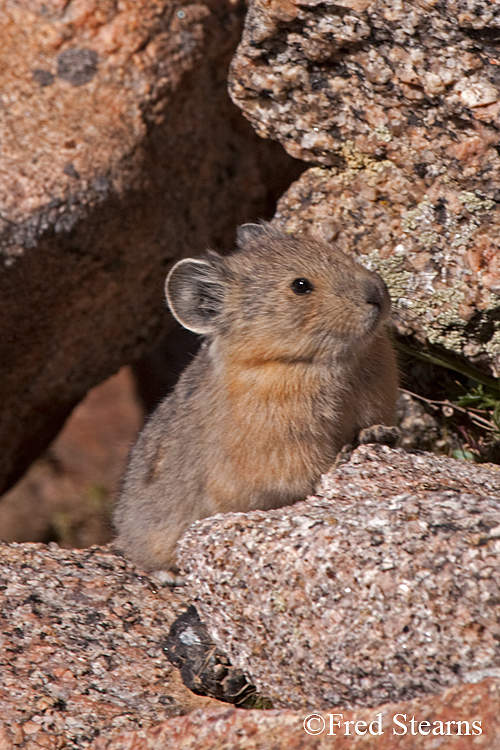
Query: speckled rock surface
[
  {"left": 178, "top": 444, "right": 500, "bottom": 710},
  {"left": 230, "top": 0, "right": 500, "bottom": 167},
  {"left": 0, "top": 543, "right": 219, "bottom": 748},
  {"left": 94, "top": 679, "right": 498, "bottom": 748},
  {"left": 0, "top": 0, "right": 300, "bottom": 496},
  {"left": 229, "top": 0, "right": 500, "bottom": 375},
  {"left": 396, "top": 392, "right": 440, "bottom": 453}
]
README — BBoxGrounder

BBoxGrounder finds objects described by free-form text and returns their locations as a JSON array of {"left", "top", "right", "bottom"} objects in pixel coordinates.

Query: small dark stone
[
  {"left": 57, "top": 48, "right": 98, "bottom": 87},
  {"left": 32, "top": 69, "right": 54, "bottom": 87},
  {"left": 406, "top": 111, "right": 423, "bottom": 127},
  {"left": 370, "top": 533, "right": 385, "bottom": 546},
  {"left": 163, "top": 605, "right": 256, "bottom": 705},
  {"left": 63, "top": 163, "right": 80, "bottom": 180},
  {"left": 414, "top": 162, "right": 427, "bottom": 178}
]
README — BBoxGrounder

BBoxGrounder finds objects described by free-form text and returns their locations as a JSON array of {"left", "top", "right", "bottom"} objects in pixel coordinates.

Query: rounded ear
[
  {"left": 165, "top": 257, "right": 226, "bottom": 335},
  {"left": 236, "top": 222, "right": 272, "bottom": 248}
]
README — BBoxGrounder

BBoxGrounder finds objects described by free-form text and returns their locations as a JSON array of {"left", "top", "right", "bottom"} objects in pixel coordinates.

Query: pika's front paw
[
  {"left": 150, "top": 569, "right": 186, "bottom": 587},
  {"left": 358, "top": 424, "right": 400, "bottom": 447}
]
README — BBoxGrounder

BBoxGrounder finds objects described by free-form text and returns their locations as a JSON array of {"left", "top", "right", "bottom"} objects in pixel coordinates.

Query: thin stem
[
  {"left": 395, "top": 339, "right": 500, "bottom": 393},
  {"left": 401, "top": 388, "right": 498, "bottom": 432}
]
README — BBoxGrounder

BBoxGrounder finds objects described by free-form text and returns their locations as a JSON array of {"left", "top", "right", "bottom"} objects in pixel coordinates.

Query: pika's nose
[{"left": 364, "top": 277, "right": 390, "bottom": 320}]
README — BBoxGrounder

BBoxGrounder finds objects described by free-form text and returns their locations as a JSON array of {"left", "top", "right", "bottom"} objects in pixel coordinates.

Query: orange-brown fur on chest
[{"left": 216, "top": 359, "right": 330, "bottom": 491}]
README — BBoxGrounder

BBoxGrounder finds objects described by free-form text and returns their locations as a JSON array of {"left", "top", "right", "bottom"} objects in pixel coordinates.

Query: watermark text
[{"left": 303, "top": 713, "right": 482, "bottom": 737}]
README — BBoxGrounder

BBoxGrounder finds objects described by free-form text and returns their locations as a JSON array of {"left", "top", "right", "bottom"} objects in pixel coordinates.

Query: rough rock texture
[
  {"left": 229, "top": 0, "right": 500, "bottom": 375},
  {"left": 93, "top": 680, "right": 499, "bottom": 749},
  {"left": 0, "top": 541, "right": 498, "bottom": 749},
  {"left": 396, "top": 392, "right": 441, "bottom": 453},
  {"left": 178, "top": 444, "right": 500, "bottom": 710},
  {"left": 0, "top": 0, "right": 301, "bottom": 496},
  {"left": 230, "top": 0, "right": 500, "bottom": 166},
  {"left": 0, "top": 543, "right": 220, "bottom": 748}
]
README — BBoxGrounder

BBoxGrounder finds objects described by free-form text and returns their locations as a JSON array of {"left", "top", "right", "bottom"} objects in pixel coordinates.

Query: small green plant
[
  {"left": 455, "top": 384, "right": 500, "bottom": 434},
  {"left": 396, "top": 337, "right": 500, "bottom": 463},
  {"left": 238, "top": 690, "right": 274, "bottom": 710},
  {"left": 451, "top": 448, "right": 477, "bottom": 462}
]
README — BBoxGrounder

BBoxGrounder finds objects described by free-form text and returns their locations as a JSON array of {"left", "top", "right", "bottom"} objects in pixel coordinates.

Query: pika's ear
[
  {"left": 165, "top": 257, "right": 226, "bottom": 335},
  {"left": 236, "top": 221, "right": 273, "bottom": 248}
]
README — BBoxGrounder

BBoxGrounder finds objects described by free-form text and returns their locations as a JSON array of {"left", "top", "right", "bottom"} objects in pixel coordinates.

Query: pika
[{"left": 115, "top": 223, "right": 398, "bottom": 571}]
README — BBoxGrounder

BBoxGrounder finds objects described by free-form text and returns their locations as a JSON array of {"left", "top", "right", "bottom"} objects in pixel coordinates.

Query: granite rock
[
  {"left": 0, "top": 0, "right": 301, "bottom": 495},
  {"left": 230, "top": 0, "right": 500, "bottom": 172},
  {"left": 229, "top": 0, "right": 500, "bottom": 375},
  {"left": 396, "top": 392, "right": 441, "bottom": 453},
  {"left": 178, "top": 444, "right": 500, "bottom": 710},
  {"left": 0, "top": 543, "right": 220, "bottom": 749},
  {"left": 93, "top": 679, "right": 500, "bottom": 749}
]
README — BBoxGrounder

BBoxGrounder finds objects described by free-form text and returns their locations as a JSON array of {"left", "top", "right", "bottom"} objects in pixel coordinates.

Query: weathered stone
[
  {"left": 396, "top": 392, "right": 441, "bottom": 453},
  {"left": 0, "top": 539, "right": 498, "bottom": 749},
  {"left": 0, "top": 543, "right": 220, "bottom": 749},
  {"left": 178, "top": 444, "right": 500, "bottom": 710},
  {"left": 230, "top": 0, "right": 500, "bottom": 172},
  {"left": 0, "top": 0, "right": 301, "bottom": 495},
  {"left": 229, "top": 0, "right": 500, "bottom": 375},
  {"left": 93, "top": 680, "right": 500, "bottom": 749}
]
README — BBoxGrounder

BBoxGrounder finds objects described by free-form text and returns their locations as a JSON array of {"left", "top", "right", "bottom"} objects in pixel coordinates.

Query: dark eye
[{"left": 291, "top": 278, "right": 314, "bottom": 295}]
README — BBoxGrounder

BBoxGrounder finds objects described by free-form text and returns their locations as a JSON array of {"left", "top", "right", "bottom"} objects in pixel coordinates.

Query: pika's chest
[{"left": 216, "top": 362, "right": 348, "bottom": 456}]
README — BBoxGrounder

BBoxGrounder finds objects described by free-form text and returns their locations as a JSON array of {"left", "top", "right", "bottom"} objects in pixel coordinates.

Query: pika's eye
[{"left": 291, "top": 278, "right": 314, "bottom": 295}]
